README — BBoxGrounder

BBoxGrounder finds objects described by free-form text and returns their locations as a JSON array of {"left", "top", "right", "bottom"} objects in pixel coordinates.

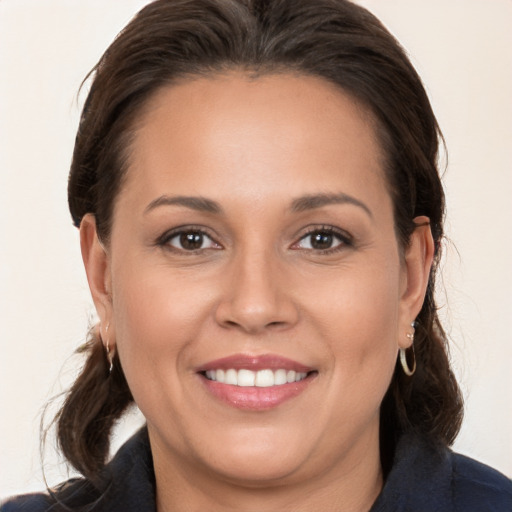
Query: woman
[{"left": 2, "top": 0, "right": 511, "bottom": 510}]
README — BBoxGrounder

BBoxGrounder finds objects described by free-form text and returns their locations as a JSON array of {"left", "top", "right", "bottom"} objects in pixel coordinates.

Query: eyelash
[
  {"left": 293, "top": 226, "right": 353, "bottom": 254},
  {"left": 156, "top": 225, "right": 353, "bottom": 254},
  {"left": 156, "top": 226, "right": 221, "bottom": 253}
]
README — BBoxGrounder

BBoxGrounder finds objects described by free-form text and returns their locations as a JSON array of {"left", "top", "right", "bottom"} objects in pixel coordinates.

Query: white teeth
[
  {"left": 274, "top": 369, "right": 287, "bottom": 385},
  {"left": 237, "top": 369, "right": 255, "bottom": 387},
  {"left": 255, "top": 369, "right": 274, "bottom": 387},
  {"left": 204, "top": 368, "right": 309, "bottom": 387},
  {"left": 225, "top": 368, "right": 238, "bottom": 385}
]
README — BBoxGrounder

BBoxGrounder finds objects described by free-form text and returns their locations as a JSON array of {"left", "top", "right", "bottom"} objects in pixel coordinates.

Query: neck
[{"left": 151, "top": 425, "right": 383, "bottom": 512}]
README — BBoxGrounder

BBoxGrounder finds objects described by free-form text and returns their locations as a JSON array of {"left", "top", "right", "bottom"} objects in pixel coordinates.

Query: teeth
[
  {"left": 255, "top": 369, "right": 274, "bottom": 387},
  {"left": 274, "top": 369, "right": 287, "bottom": 385},
  {"left": 238, "top": 369, "right": 255, "bottom": 387},
  {"left": 225, "top": 368, "right": 237, "bottom": 385},
  {"left": 204, "top": 368, "right": 308, "bottom": 387}
]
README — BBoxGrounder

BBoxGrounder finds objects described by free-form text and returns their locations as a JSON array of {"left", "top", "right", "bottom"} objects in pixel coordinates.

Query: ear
[
  {"left": 398, "top": 216, "right": 435, "bottom": 348},
  {"left": 80, "top": 214, "right": 114, "bottom": 344}
]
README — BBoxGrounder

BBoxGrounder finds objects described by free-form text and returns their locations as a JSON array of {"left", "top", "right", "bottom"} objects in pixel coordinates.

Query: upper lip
[{"left": 196, "top": 354, "right": 314, "bottom": 373}]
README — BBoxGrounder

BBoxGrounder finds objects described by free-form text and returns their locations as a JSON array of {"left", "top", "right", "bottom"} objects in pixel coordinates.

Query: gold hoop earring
[
  {"left": 104, "top": 323, "right": 114, "bottom": 374},
  {"left": 400, "top": 323, "right": 416, "bottom": 376}
]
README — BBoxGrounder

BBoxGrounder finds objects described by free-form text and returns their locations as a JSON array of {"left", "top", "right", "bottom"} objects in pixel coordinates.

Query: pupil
[
  {"left": 180, "top": 232, "right": 203, "bottom": 250},
  {"left": 312, "top": 232, "right": 333, "bottom": 249}
]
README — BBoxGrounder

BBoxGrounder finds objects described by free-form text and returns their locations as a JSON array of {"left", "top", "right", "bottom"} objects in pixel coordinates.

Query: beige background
[{"left": 1, "top": 0, "right": 511, "bottom": 498}]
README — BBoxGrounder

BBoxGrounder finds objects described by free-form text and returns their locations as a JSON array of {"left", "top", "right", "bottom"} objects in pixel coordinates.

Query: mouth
[
  {"left": 203, "top": 368, "right": 309, "bottom": 387},
  {"left": 197, "top": 354, "right": 317, "bottom": 409}
]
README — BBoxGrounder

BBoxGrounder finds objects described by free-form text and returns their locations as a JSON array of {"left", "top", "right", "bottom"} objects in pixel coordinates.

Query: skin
[{"left": 81, "top": 73, "right": 434, "bottom": 512}]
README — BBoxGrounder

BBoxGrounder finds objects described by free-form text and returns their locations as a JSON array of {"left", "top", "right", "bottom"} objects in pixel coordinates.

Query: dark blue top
[{"left": 2, "top": 428, "right": 511, "bottom": 511}]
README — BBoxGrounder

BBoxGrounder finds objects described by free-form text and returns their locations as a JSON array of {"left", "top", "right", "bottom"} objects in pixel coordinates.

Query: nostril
[
  {"left": 266, "top": 321, "right": 286, "bottom": 328},
  {"left": 214, "top": 288, "right": 300, "bottom": 333}
]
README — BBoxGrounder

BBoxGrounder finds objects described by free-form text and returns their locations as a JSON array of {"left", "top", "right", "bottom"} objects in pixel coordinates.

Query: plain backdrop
[{"left": 1, "top": 0, "right": 511, "bottom": 498}]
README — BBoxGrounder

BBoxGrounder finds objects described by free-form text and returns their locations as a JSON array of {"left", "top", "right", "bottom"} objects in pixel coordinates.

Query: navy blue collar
[{"left": 16, "top": 427, "right": 509, "bottom": 511}]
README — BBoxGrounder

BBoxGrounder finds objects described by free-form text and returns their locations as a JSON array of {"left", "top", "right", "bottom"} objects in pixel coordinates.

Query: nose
[{"left": 214, "top": 248, "right": 299, "bottom": 334}]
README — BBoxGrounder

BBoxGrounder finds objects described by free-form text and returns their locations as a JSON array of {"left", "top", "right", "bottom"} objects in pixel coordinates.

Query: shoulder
[
  {"left": 450, "top": 452, "right": 512, "bottom": 510},
  {"left": 1, "top": 493, "right": 54, "bottom": 512},
  {"left": 1, "top": 478, "right": 101, "bottom": 512},
  {"left": 1, "top": 427, "right": 155, "bottom": 512},
  {"left": 372, "top": 433, "right": 512, "bottom": 512}
]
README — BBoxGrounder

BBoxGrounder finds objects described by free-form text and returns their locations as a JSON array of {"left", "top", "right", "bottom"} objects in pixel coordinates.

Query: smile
[
  {"left": 197, "top": 354, "right": 316, "bottom": 409},
  {"left": 204, "top": 368, "right": 308, "bottom": 387}
]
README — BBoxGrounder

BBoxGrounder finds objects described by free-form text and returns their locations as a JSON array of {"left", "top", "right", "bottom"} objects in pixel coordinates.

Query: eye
[
  {"left": 161, "top": 229, "right": 221, "bottom": 252},
  {"left": 293, "top": 227, "right": 351, "bottom": 252}
]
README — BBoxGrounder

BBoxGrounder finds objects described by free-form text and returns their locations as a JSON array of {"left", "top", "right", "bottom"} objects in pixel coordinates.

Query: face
[{"left": 83, "top": 73, "right": 432, "bottom": 489}]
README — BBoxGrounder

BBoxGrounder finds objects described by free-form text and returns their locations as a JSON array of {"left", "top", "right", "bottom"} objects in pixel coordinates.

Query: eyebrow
[
  {"left": 144, "top": 195, "right": 222, "bottom": 215},
  {"left": 290, "top": 193, "right": 373, "bottom": 218},
  {"left": 144, "top": 192, "right": 372, "bottom": 218}
]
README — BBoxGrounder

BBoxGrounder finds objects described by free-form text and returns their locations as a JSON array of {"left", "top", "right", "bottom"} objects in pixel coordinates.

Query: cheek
[
  {"left": 307, "top": 252, "right": 401, "bottom": 337},
  {"left": 113, "top": 258, "right": 213, "bottom": 338},
  {"left": 110, "top": 263, "right": 214, "bottom": 405},
  {"left": 306, "top": 256, "right": 401, "bottom": 401}
]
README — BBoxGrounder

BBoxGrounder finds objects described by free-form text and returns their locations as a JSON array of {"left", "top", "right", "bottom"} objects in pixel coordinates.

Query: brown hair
[{"left": 60, "top": 0, "right": 463, "bottom": 480}]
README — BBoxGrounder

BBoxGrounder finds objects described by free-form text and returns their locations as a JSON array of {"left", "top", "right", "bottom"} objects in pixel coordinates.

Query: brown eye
[
  {"left": 294, "top": 228, "right": 351, "bottom": 252},
  {"left": 166, "top": 230, "right": 219, "bottom": 251},
  {"left": 310, "top": 232, "right": 334, "bottom": 250},
  {"left": 180, "top": 232, "right": 204, "bottom": 250}
]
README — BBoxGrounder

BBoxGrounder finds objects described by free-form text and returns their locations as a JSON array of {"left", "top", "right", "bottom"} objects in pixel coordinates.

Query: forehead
[{"left": 118, "top": 72, "right": 389, "bottom": 213}]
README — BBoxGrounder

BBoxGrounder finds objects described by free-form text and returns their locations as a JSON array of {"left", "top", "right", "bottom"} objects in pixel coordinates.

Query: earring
[
  {"left": 104, "top": 323, "right": 114, "bottom": 374},
  {"left": 400, "top": 322, "right": 416, "bottom": 376}
]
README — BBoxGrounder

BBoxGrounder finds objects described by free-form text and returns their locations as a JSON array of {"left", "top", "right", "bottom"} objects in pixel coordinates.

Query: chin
[
  {"left": 195, "top": 423, "right": 313, "bottom": 485},
  {"left": 208, "top": 450, "right": 306, "bottom": 486}
]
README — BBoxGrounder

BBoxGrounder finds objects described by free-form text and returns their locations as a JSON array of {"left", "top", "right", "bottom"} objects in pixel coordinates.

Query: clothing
[{"left": 2, "top": 428, "right": 511, "bottom": 511}]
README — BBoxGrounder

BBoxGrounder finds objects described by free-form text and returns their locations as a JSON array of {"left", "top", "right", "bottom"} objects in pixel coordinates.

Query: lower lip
[{"left": 199, "top": 374, "right": 315, "bottom": 410}]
